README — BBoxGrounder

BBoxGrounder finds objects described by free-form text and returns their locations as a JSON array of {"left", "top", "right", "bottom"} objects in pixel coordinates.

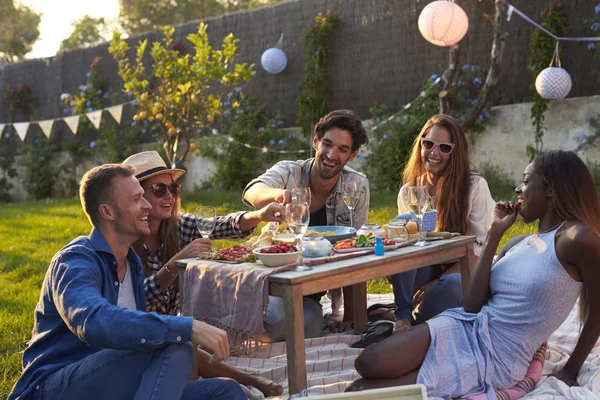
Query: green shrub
[
  {"left": 18, "top": 131, "right": 59, "bottom": 200},
  {"left": 480, "top": 163, "right": 516, "bottom": 202},
  {"left": 198, "top": 98, "right": 307, "bottom": 190}
]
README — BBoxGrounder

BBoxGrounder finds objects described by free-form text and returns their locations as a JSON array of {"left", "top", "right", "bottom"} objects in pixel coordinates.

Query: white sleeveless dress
[{"left": 416, "top": 223, "right": 583, "bottom": 399}]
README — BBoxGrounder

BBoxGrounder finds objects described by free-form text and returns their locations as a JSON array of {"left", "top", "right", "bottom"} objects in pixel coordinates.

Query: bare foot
[
  {"left": 250, "top": 374, "right": 283, "bottom": 397},
  {"left": 393, "top": 318, "right": 412, "bottom": 334},
  {"left": 329, "top": 320, "right": 354, "bottom": 333}
]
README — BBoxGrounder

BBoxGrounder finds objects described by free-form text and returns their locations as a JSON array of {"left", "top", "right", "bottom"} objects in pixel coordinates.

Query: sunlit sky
[{"left": 21, "top": 0, "right": 120, "bottom": 59}]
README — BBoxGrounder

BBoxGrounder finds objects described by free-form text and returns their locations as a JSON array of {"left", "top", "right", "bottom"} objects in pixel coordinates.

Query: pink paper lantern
[{"left": 418, "top": 1, "right": 469, "bottom": 47}]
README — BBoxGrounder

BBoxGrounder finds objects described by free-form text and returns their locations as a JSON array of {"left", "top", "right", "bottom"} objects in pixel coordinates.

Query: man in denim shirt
[
  {"left": 9, "top": 164, "right": 244, "bottom": 400},
  {"left": 243, "top": 109, "right": 370, "bottom": 339}
]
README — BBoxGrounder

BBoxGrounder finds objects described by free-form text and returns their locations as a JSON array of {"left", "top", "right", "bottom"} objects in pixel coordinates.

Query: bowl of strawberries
[{"left": 253, "top": 242, "right": 300, "bottom": 267}]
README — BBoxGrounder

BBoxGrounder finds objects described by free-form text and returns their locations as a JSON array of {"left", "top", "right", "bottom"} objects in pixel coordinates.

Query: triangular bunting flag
[
  {"left": 14, "top": 122, "right": 30, "bottom": 141},
  {"left": 107, "top": 105, "right": 123, "bottom": 124},
  {"left": 0, "top": 124, "right": 5, "bottom": 136},
  {"left": 38, "top": 120, "right": 54, "bottom": 138},
  {"left": 86, "top": 110, "right": 103, "bottom": 130},
  {"left": 64, "top": 115, "right": 80, "bottom": 135}
]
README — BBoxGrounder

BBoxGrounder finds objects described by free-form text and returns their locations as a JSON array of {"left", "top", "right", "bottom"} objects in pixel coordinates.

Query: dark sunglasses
[
  {"left": 420, "top": 137, "right": 455, "bottom": 155},
  {"left": 143, "top": 182, "right": 181, "bottom": 198}
]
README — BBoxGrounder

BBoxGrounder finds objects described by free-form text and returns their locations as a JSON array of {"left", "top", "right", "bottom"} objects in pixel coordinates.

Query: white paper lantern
[
  {"left": 261, "top": 48, "right": 287, "bottom": 74},
  {"left": 535, "top": 67, "right": 572, "bottom": 100},
  {"left": 418, "top": 1, "right": 469, "bottom": 47}
]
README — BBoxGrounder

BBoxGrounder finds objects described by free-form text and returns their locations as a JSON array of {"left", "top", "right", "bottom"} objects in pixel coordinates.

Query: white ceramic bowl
[{"left": 252, "top": 247, "right": 300, "bottom": 267}]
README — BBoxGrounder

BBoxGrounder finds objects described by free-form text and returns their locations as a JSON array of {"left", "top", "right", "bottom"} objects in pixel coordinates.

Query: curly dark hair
[{"left": 313, "top": 109, "right": 368, "bottom": 152}]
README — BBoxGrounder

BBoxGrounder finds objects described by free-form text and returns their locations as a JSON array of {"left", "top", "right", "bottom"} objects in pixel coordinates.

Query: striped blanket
[{"left": 222, "top": 295, "right": 600, "bottom": 399}]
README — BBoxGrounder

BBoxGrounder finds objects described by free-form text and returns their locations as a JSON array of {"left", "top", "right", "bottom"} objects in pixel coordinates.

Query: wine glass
[
  {"left": 407, "top": 186, "right": 431, "bottom": 247},
  {"left": 291, "top": 187, "right": 311, "bottom": 206},
  {"left": 342, "top": 181, "right": 359, "bottom": 228},
  {"left": 195, "top": 206, "right": 216, "bottom": 238},
  {"left": 286, "top": 202, "right": 311, "bottom": 271}
]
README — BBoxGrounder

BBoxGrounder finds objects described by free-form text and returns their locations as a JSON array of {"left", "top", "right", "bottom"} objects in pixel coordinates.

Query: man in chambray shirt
[
  {"left": 243, "top": 109, "right": 370, "bottom": 337},
  {"left": 9, "top": 164, "right": 244, "bottom": 400}
]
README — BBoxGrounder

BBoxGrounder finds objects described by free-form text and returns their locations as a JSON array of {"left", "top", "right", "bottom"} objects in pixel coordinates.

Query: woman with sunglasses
[
  {"left": 123, "top": 151, "right": 284, "bottom": 397},
  {"left": 390, "top": 114, "right": 496, "bottom": 332}
]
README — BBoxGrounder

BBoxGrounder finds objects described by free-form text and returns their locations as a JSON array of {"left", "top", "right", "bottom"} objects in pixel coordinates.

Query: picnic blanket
[{"left": 221, "top": 295, "right": 600, "bottom": 399}]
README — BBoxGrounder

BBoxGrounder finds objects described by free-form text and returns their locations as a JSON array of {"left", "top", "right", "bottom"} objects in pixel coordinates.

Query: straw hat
[{"left": 123, "top": 151, "right": 186, "bottom": 182}]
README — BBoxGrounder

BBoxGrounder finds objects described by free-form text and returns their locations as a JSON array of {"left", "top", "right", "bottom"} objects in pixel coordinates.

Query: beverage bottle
[{"left": 374, "top": 237, "right": 384, "bottom": 256}]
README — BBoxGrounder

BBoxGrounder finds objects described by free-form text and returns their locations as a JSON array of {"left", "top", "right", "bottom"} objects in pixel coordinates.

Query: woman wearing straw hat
[{"left": 123, "top": 150, "right": 284, "bottom": 397}]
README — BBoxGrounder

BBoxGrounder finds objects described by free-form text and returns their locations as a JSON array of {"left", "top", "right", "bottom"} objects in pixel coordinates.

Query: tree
[
  {"left": 59, "top": 15, "right": 109, "bottom": 51},
  {"left": 0, "top": 0, "right": 41, "bottom": 63},
  {"left": 118, "top": 0, "right": 283, "bottom": 35},
  {"left": 439, "top": 0, "right": 510, "bottom": 133},
  {"left": 109, "top": 24, "right": 255, "bottom": 166}
]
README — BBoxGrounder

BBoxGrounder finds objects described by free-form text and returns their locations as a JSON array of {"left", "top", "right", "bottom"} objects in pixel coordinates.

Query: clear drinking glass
[
  {"left": 342, "top": 181, "right": 359, "bottom": 228},
  {"left": 195, "top": 206, "right": 216, "bottom": 238},
  {"left": 407, "top": 186, "right": 431, "bottom": 247},
  {"left": 286, "top": 202, "right": 311, "bottom": 271},
  {"left": 291, "top": 187, "right": 311, "bottom": 206}
]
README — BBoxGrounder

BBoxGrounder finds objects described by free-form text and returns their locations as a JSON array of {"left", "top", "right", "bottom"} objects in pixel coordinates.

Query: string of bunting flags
[
  {"left": 0, "top": 74, "right": 445, "bottom": 154},
  {"left": 0, "top": 102, "right": 130, "bottom": 141}
]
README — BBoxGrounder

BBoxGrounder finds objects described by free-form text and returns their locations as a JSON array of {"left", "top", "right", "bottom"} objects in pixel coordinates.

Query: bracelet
[{"left": 164, "top": 263, "right": 178, "bottom": 277}]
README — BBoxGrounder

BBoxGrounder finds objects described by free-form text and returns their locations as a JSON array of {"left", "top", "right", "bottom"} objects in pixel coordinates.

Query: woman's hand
[
  {"left": 490, "top": 201, "right": 518, "bottom": 235},
  {"left": 175, "top": 238, "right": 212, "bottom": 260},
  {"left": 550, "top": 368, "right": 578, "bottom": 387},
  {"left": 256, "top": 202, "right": 286, "bottom": 223}
]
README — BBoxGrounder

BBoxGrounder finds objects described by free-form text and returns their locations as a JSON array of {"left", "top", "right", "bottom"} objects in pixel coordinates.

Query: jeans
[
  {"left": 390, "top": 266, "right": 463, "bottom": 324},
  {"left": 38, "top": 342, "right": 246, "bottom": 400},
  {"left": 262, "top": 296, "right": 325, "bottom": 343}
]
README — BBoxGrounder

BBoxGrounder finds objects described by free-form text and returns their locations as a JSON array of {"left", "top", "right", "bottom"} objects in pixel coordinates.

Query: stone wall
[{"left": 6, "top": 95, "right": 599, "bottom": 202}]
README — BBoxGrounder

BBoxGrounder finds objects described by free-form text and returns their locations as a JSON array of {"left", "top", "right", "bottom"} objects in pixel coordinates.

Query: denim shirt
[
  {"left": 9, "top": 229, "right": 193, "bottom": 400},
  {"left": 243, "top": 158, "right": 370, "bottom": 229}
]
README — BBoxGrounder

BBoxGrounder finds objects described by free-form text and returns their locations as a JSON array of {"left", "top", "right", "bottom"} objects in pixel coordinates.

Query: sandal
[
  {"left": 367, "top": 303, "right": 396, "bottom": 322},
  {"left": 350, "top": 320, "right": 394, "bottom": 348}
]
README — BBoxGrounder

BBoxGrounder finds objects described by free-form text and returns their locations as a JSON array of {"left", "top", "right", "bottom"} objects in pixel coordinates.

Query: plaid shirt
[{"left": 143, "top": 211, "right": 255, "bottom": 315}]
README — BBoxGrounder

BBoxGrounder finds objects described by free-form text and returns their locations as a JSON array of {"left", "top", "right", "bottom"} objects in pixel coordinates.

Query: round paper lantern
[
  {"left": 261, "top": 48, "right": 287, "bottom": 74},
  {"left": 418, "top": 1, "right": 469, "bottom": 47},
  {"left": 535, "top": 67, "right": 572, "bottom": 100}
]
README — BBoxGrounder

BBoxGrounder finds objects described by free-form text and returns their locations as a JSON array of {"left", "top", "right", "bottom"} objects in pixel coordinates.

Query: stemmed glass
[
  {"left": 291, "top": 187, "right": 311, "bottom": 206},
  {"left": 407, "top": 186, "right": 431, "bottom": 247},
  {"left": 342, "top": 181, "right": 359, "bottom": 228},
  {"left": 286, "top": 202, "right": 311, "bottom": 271},
  {"left": 195, "top": 206, "right": 216, "bottom": 238}
]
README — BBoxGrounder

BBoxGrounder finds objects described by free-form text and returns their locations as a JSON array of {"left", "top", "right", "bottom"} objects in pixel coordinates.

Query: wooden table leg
[
  {"left": 283, "top": 285, "right": 307, "bottom": 394},
  {"left": 343, "top": 282, "right": 368, "bottom": 334},
  {"left": 459, "top": 242, "right": 475, "bottom": 296}
]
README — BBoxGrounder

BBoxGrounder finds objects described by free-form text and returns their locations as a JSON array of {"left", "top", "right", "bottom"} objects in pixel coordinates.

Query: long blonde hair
[
  {"left": 133, "top": 187, "right": 182, "bottom": 279},
  {"left": 402, "top": 114, "right": 472, "bottom": 235},
  {"left": 534, "top": 150, "right": 600, "bottom": 323}
]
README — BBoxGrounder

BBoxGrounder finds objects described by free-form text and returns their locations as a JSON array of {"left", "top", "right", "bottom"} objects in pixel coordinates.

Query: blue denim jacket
[{"left": 9, "top": 229, "right": 193, "bottom": 400}]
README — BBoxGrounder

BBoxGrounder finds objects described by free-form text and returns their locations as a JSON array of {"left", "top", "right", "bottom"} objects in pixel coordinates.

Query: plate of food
[
  {"left": 333, "top": 234, "right": 399, "bottom": 253},
  {"left": 304, "top": 225, "right": 357, "bottom": 244},
  {"left": 197, "top": 245, "right": 256, "bottom": 263}
]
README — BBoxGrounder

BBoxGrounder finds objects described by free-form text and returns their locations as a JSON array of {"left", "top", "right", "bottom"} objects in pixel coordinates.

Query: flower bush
[
  {"left": 362, "top": 66, "right": 495, "bottom": 191},
  {"left": 198, "top": 98, "right": 306, "bottom": 190},
  {"left": 4, "top": 83, "right": 35, "bottom": 120},
  {"left": 18, "top": 132, "right": 58, "bottom": 200}
]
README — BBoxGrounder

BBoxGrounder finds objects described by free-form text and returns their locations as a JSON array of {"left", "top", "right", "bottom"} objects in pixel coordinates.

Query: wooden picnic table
[{"left": 177, "top": 236, "right": 475, "bottom": 395}]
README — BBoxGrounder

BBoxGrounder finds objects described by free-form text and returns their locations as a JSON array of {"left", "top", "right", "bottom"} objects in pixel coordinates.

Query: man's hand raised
[{"left": 190, "top": 320, "right": 230, "bottom": 361}]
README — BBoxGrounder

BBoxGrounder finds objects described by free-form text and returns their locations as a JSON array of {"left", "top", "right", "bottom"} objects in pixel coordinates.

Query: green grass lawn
[{"left": 0, "top": 191, "right": 536, "bottom": 397}]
